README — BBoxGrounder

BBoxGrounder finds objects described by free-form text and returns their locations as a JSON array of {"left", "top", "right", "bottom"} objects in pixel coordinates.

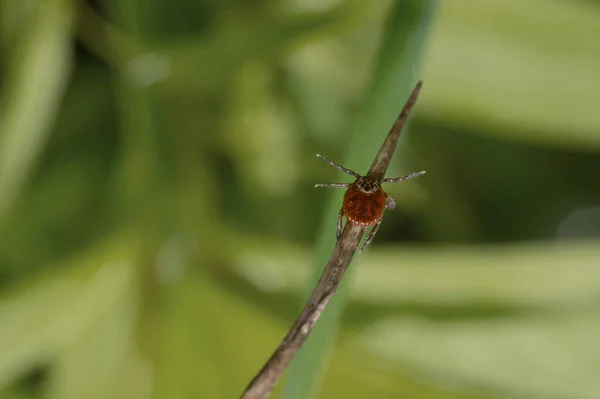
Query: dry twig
[{"left": 240, "top": 80, "right": 424, "bottom": 399}]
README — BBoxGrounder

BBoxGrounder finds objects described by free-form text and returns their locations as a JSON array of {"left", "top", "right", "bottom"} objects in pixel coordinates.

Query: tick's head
[{"left": 355, "top": 176, "right": 381, "bottom": 193}]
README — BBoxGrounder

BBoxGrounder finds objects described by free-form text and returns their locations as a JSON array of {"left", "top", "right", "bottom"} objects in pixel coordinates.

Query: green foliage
[
  {"left": 283, "top": 2, "right": 437, "bottom": 398},
  {"left": 1, "top": 0, "right": 600, "bottom": 398}
]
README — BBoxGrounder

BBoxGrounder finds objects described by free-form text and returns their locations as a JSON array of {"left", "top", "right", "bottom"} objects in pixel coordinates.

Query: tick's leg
[
  {"left": 336, "top": 208, "right": 344, "bottom": 240},
  {"left": 361, "top": 220, "right": 381, "bottom": 251},
  {"left": 385, "top": 193, "right": 396, "bottom": 210},
  {"left": 382, "top": 170, "right": 426, "bottom": 183},
  {"left": 315, "top": 183, "right": 351, "bottom": 188},
  {"left": 316, "top": 154, "right": 361, "bottom": 178}
]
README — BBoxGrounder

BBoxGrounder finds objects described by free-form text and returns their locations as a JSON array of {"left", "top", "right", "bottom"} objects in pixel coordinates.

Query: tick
[{"left": 315, "top": 154, "right": 425, "bottom": 250}]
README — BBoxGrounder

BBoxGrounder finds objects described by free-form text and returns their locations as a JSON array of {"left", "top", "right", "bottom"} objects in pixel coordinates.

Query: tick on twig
[
  {"left": 240, "top": 81, "right": 425, "bottom": 399},
  {"left": 315, "top": 156, "right": 425, "bottom": 251}
]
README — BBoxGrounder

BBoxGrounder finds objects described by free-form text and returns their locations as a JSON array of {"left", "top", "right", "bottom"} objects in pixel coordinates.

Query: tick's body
[{"left": 343, "top": 182, "right": 386, "bottom": 226}]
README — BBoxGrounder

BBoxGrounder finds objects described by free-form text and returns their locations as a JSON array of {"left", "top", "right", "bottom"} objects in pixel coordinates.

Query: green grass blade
[
  {"left": 282, "top": 1, "right": 438, "bottom": 398},
  {"left": 0, "top": 0, "right": 73, "bottom": 226},
  {"left": 421, "top": 0, "right": 600, "bottom": 150},
  {"left": 0, "top": 235, "right": 137, "bottom": 390}
]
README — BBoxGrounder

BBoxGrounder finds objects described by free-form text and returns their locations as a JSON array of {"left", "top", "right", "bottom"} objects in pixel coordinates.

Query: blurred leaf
[
  {"left": 0, "top": 235, "right": 137, "bottom": 390},
  {"left": 153, "top": 267, "right": 481, "bottom": 399},
  {"left": 421, "top": 0, "right": 600, "bottom": 150},
  {"left": 233, "top": 238, "right": 600, "bottom": 311},
  {"left": 0, "top": 154, "right": 110, "bottom": 274},
  {"left": 77, "top": 1, "right": 375, "bottom": 94},
  {"left": 0, "top": 0, "right": 34, "bottom": 49},
  {"left": 49, "top": 267, "right": 139, "bottom": 399},
  {"left": 357, "top": 313, "right": 600, "bottom": 399},
  {"left": 0, "top": 0, "right": 73, "bottom": 225},
  {"left": 144, "top": 273, "right": 289, "bottom": 399},
  {"left": 321, "top": 346, "right": 475, "bottom": 399},
  {"left": 148, "top": 280, "right": 222, "bottom": 399},
  {"left": 283, "top": 1, "right": 438, "bottom": 398},
  {"left": 352, "top": 243, "right": 600, "bottom": 309},
  {"left": 161, "top": 0, "right": 371, "bottom": 92}
]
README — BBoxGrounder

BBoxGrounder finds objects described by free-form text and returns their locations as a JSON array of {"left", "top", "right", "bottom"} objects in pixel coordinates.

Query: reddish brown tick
[{"left": 315, "top": 154, "right": 425, "bottom": 250}]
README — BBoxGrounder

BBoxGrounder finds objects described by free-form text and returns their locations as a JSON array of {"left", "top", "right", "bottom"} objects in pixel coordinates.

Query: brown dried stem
[{"left": 239, "top": 80, "right": 424, "bottom": 399}]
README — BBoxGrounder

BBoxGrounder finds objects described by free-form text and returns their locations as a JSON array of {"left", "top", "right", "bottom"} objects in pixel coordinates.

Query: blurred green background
[{"left": 1, "top": 0, "right": 600, "bottom": 398}]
